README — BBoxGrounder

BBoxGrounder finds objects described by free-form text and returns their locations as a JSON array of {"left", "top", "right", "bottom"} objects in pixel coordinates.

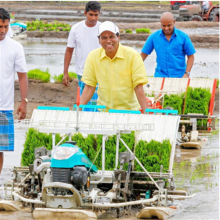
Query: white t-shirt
[
  {"left": 67, "top": 20, "right": 101, "bottom": 76},
  {"left": 0, "top": 36, "right": 27, "bottom": 110},
  {"left": 7, "top": 25, "right": 14, "bottom": 38}
]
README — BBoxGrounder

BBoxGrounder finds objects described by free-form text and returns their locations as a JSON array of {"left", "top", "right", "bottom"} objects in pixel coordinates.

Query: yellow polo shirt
[{"left": 82, "top": 43, "right": 148, "bottom": 111}]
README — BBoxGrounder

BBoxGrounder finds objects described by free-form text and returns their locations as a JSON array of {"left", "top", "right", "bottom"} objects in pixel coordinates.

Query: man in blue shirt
[{"left": 141, "top": 12, "right": 195, "bottom": 78}]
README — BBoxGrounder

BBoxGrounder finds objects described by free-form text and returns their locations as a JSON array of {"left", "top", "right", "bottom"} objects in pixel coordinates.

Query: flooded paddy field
[
  {"left": 0, "top": 1, "right": 219, "bottom": 219},
  {"left": 0, "top": 126, "right": 219, "bottom": 219},
  {"left": 15, "top": 40, "right": 219, "bottom": 81},
  {"left": 2, "top": 26, "right": 219, "bottom": 220}
]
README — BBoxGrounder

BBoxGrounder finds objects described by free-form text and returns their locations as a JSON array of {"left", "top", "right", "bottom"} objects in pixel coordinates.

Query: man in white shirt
[
  {"left": 63, "top": 1, "right": 101, "bottom": 89},
  {"left": 202, "top": 1, "right": 210, "bottom": 12},
  {"left": 0, "top": 8, "right": 28, "bottom": 175}
]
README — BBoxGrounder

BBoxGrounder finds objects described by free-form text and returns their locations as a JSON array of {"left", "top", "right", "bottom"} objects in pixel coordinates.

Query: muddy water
[
  {"left": 13, "top": 40, "right": 219, "bottom": 81},
  {"left": 0, "top": 125, "right": 219, "bottom": 219},
  {"left": 171, "top": 132, "right": 219, "bottom": 220}
]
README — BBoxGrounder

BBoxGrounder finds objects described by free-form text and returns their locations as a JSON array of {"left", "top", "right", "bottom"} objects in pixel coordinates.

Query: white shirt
[
  {"left": 7, "top": 25, "right": 14, "bottom": 38},
  {"left": 202, "top": 1, "right": 210, "bottom": 10},
  {"left": 0, "top": 36, "right": 27, "bottom": 110},
  {"left": 67, "top": 20, "right": 101, "bottom": 76}
]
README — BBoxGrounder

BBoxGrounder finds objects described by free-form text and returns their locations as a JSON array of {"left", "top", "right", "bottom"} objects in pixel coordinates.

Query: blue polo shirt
[{"left": 141, "top": 27, "right": 196, "bottom": 78}]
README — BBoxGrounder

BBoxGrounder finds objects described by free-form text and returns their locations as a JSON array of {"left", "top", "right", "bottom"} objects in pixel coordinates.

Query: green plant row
[
  {"left": 184, "top": 87, "right": 211, "bottom": 129},
  {"left": 184, "top": 87, "right": 211, "bottom": 115},
  {"left": 135, "top": 28, "right": 151, "bottom": 34},
  {"left": 53, "top": 72, "right": 77, "bottom": 82},
  {"left": 163, "top": 93, "right": 185, "bottom": 115},
  {"left": 135, "top": 139, "right": 171, "bottom": 172},
  {"left": 27, "top": 68, "right": 77, "bottom": 82},
  {"left": 163, "top": 87, "right": 211, "bottom": 115},
  {"left": 162, "top": 87, "right": 211, "bottom": 129},
  {"left": 27, "top": 20, "right": 71, "bottom": 32},
  {"left": 124, "top": 28, "right": 151, "bottom": 34},
  {"left": 21, "top": 128, "right": 171, "bottom": 173},
  {"left": 26, "top": 21, "right": 151, "bottom": 34},
  {"left": 27, "top": 68, "right": 51, "bottom": 82}
]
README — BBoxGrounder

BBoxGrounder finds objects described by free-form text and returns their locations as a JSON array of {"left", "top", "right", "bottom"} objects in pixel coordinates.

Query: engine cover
[{"left": 71, "top": 166, "right": 88, "bottom": 189}]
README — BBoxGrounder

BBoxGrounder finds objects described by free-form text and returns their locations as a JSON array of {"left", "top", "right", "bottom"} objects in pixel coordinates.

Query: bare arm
[
  {"left": 17, "top": 72, "right": 28, "bottom": 120},
  {"left": 63, "top": 47, "right": 74, "bottom": 86},
  {"left": 183, "top": 54, "right": 194, "bottom": 78},
  {"left": 80, "top": 85, "right": 96, "bottom": 105},
  {"left": 140, "top": 52, "right": 148, "bottom": 61},
  {"left": 134, "top": 84, "right": 147, "bottom": 113}
]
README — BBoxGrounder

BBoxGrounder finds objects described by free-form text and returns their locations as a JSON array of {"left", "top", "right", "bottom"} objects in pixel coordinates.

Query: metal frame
[{"left": 14, "top": 110, "right": 180, "bottom": 191}]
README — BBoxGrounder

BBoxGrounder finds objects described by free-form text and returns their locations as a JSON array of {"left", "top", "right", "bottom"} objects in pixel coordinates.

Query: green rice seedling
[
  {"left": 184, "top": 87, "right": 211, "bottom": 129},
  {"left": 22, "top": 128, "right": 64, "bottom": 166},
  {"left": 125, "top": 29, "right": 133, "bottom": 33},
  {"left": 27, "top": 20, "right": 71, "bottom": 32},
  {"left": 27, "top": 68, "right": 50, "bottom": 82},
  {"left": 163, "top": 93, "right": 185, "bottom": 114},
  {"left": 22, "top": 129, "right": 135, "bottom": 170},
  {"left": 135, "top": 28, "right": 151, "bottom": 34},
  {"left": 212, "top": 129, "right": 219, "bottom": 135},
  {"left": 22, "top": 129, "right": 171, "bottom": 173},
  {"left": 10, "top": 13, "right": 15, "bottom": 19},
  {"left": 68, "top": 72, "right": 78, "bottom": 79},
  {"left": 53, "top": 72, "right": 77, "bottom": 83},
  {"left": 135, "top": 139, "right": 171, "bottom": 172},
  {"left": 216, "top": 78, "right": 219, "bottom": 88}
]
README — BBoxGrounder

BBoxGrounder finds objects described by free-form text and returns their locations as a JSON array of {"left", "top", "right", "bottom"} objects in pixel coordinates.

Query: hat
[{"left": 98, "top": 21, "right": 119, "bottom": 36}]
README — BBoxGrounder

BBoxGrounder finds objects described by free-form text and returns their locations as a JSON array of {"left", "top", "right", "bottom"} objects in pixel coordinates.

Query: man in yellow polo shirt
[{"left": 81, "top": 21, "right": 148, "bottom": 112}]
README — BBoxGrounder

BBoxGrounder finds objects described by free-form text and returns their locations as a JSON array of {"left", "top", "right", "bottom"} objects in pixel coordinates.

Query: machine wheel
[
  {"left": 176, "top": 17, "right": 184, "bottom": 21},
  {"left": 209, "top": 8, "right": 219, "bottom": 22},
  {"left": 190, "top": 15, "right": 203, "bottom": 21}
]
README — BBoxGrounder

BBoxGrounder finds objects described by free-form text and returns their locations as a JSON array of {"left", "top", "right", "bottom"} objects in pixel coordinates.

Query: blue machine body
[
  {"left": 10, "top": 22, "right": 27, "bottom": 29},
  {"left": 51, "top": 143, "right": 98, "bottom": 173}
]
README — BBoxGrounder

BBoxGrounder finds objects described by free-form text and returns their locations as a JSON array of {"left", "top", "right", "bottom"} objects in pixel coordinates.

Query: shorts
[
  {"left": 78, "top": 75, "right": 98, "bottom": 106},
  {"left": 0, "top": 111, "right": 14, "bottom": 151}
]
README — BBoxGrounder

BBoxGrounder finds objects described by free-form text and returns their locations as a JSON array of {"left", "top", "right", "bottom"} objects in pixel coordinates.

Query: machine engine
[
  {"left": 51, "top": 166, "right": 88, "bottom": 190},
  {"left": 49, "top": 141, "right": 97, "bottom": 196}
]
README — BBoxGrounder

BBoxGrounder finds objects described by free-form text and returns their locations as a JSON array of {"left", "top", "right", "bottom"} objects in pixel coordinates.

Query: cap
[{"left": 98, "top": 21, "right": 119, "bottom": 36}]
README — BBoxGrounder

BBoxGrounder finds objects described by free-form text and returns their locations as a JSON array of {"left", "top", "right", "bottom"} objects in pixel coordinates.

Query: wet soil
[
  {"left": 0, "top": 1, "right": 171, "bottom": 11},
  {"left": 14, "top": 79, "right": 78, "bottom": 119},
  {"left": 26, "top": 28, "right": 219, "bottom": 48}
]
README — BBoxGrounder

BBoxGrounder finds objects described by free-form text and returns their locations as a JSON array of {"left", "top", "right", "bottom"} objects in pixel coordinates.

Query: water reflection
[{"left": 171, "top": 132, "right": 219, "bottom": 220}]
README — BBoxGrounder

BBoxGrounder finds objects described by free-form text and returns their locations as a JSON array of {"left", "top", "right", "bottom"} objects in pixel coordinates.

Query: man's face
[
  {"left": 99, "top": 31, "right": 119, "bottom": 58},
  {"left": 0, "top": 19, "right": 9, "bottom": 41},
  {"left": 84, "top": 10, "right": 100, "bottom": 27},
  {"left": 161, "top": 18, "right": 175, "bottom": 36}
]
